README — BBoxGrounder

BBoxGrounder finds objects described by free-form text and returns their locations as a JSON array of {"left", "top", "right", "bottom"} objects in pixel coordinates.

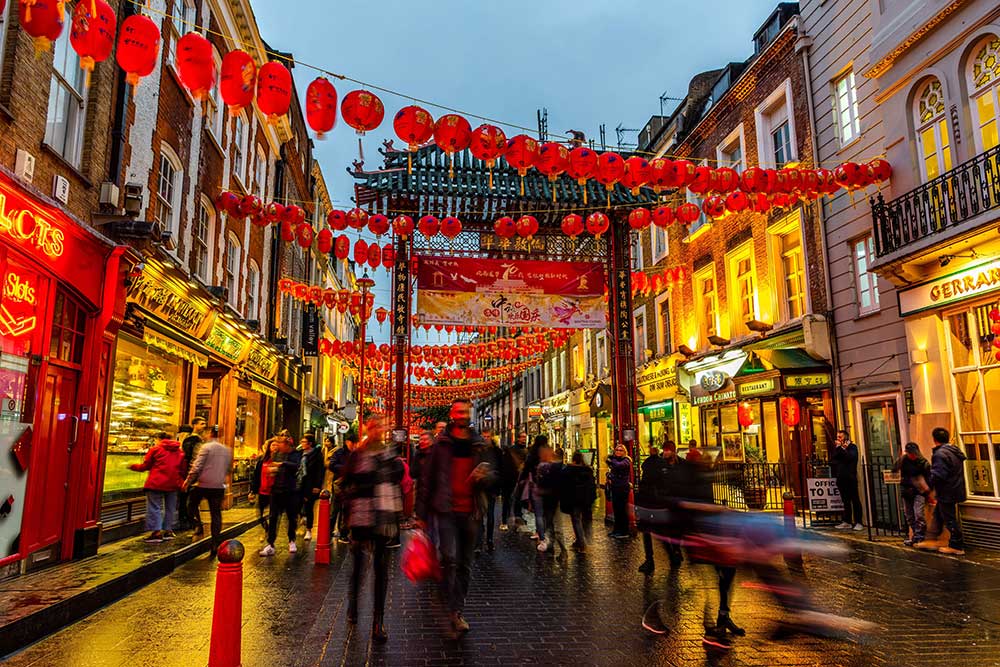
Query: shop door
[
  {"left": 860, "top": 399, "right": 901, "bottom": 463},
  {"left": 25, "top": 365, "right": 78, "bottom": 554}
]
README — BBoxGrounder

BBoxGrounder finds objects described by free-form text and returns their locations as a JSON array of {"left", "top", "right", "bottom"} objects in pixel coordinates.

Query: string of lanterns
[{"left": 277, "top": 277, "right": 382, "bottom": 319}]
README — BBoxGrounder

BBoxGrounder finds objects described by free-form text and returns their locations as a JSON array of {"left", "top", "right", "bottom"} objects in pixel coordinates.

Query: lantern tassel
[
  {"left": 80, "top": 57, "right": 95, "bottom": 88},
  {"left": 488, "top": 167, "right": 493, "bottom": 190},
  {"left": 92, "top": 0, "right": 97, "bottom": 19},
  {"left": 408, "top": 152, "right": 412, "bottom": 175},
  {"left": 449, "top": 154, "right": 454, "bottom": 179},
  {"left": 520, "top": 174, "right": 525, "bottom": 197}
]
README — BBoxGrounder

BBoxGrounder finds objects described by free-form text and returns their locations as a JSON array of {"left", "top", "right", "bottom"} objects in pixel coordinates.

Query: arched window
[
  {"left": 969, "top": 36, "right": 1000, "bottom": 153},
  {"left": 155, "top": 144, "right": 184, "bottom": 239},
  {"left": 914, "top": 78, "right": 952, "bottom": 180},
  {"left": 225, "top": 233, "right": 241, "bottom": 308},
  {"left": 246, "top": 260, "right": 260, "bottom": 321},
  {"left": 193, "top": 197, "right": 215, "bottom": 281}
]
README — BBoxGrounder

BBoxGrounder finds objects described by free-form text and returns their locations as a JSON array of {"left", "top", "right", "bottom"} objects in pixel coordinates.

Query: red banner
[{"left": 416, "top": 256, "right": 607, "bottom": 328}]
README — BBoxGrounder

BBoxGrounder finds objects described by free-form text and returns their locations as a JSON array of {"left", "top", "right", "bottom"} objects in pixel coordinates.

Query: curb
[{"left": 0, "top": 518, "right": 257, "bottom": 659}]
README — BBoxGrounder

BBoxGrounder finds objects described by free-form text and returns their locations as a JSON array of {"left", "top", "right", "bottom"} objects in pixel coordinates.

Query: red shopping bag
[{"left": 401, "top": 529, "right": 440, "bottom": 583}]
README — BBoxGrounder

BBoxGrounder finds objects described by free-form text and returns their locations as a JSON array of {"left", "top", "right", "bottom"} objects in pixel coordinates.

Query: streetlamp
[{"left": 355, "top": 274, "right": 376, "bottom": 427}]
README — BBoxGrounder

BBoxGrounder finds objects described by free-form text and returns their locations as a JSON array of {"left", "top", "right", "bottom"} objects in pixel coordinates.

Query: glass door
[{"left": 860, "top": 399, "right": 901, "bottom": 463}]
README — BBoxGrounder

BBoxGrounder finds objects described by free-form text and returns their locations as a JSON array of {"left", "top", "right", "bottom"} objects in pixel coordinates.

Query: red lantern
[
  {"left": 869, "top": 159, "right": 892, "bottom": 183},
  {"left": 382, "top": 244, "right": 395, "bottom": 270},
  {"left": 434, "top": 114, "right": 472, "bottom": 177},
  {"left": 215, "top": 191, "right": 241, "bottom": 215},
  {"left": 652, "top": 206, "right": 675, "bottom": 228},
  {"left": 282, "top": 205, "right": 305, "bottom": 226},
  {"left": 494, "top": 216, "right": 516, "bottom": 239},
  {"left": 628, "top": 208, "right": 651, "bottom": 230},
  {"left": 394, "top": 105, "right": 434, "bottom": 152},
  {"left": 469, "top": 124, "right": 507, "bottom": 170},
  {"left": 220, "top": 50, "right": 256, "bottom": 114},
  {"left": 317, "top": 229, "right": 333, "bottom": 254},
  {"left": 648, "top": 158, "right": 674, "bottom": 193},
  {"left": 815, "top": 168, "right": 838, "bottom": 195},
  {"left": 334, "top": 235, "right": 350, "bottom": 260},
  {"left": 296, "top": 225, "right": 315, "bottom": 249},
  {"left": 586, "top": 212, "right": 609, "bottom": 239},
  {"left": 70, "top": 0, "right": 115, "bottom": 86},
  {"left": 834, "top": 162, "right": 862, "bottom": 190},
  {"left": 752, "top": 193, "right": 772, "bottom": 214},
  {"left": 536, "top": 142, "right": 569, "bottom": 182},
  {"left": 249, "top": 211, "right": 267, "bottom": 228},
  {"left": 346, "top": 207, "right": 369, "bottom": 230},
  {"left": 440, "top": 216, "right": 462, "bottom": 239},
  {"left": 256, "top": 61, "right": 292, "bottom": 123},
  {"left": 671, "top": 160, "right": 697, "bottom": 189},
  {"left": 676, "top": 202, "right": 701, "bottom": 224},
  {"left": 418, "top": 215, "right": 440, "bottom": 238},
  {"left": 702, "top": 195, "right": 727, "bottom": 219},
  {"left": 19, "top": 0, "right": 64, "bottom": 54},
  {"left": 595, "top": 152, "right": 625, "bottom": 192},
  {"left": 738, "top": 402, "right": 755, "bottom": 428},
  {"left": 367, "top": 213, "right": 389, "bottom": 237},
  {"left": 306, "top": 78, "right": 338, "bottom": 138},
  {"left": 505, "top": 135, "right": 540, "bottom": 195},
  {"left": 687, "top": 165, "right": 714, "bottom": 195},
  {"left": 714, "top": 167, "right": 739, "bottom": 193},
  {"left": 367, "top": 243, "right": 381, "bottom": 269},
  {"left": 391, "top": 215, "right": 414, "bottom": 238},
  {"left": 280, "top": 221, "right": 295, "bottom": 242},
  {"left": 566, "top": 147, "right": 598, "bottom": 184},
  {"left": 238, "top": 195, "right": 262, "bottom": 219},
  {"left": 725, "top": 190, "right": 750, "bottom": 213},
  {"left": 341, "top": 90, "right": 385, "bottom": 134},
  {"left": 375, "top": 307, "right": 389, "bottom": 325},
  {"left": 354, "top": 239, "right": 369, "bottom": 264},
  {"left": 561, "top": 213, "right": 584, "bottom": 238},
  {"left": 650, "top": 273, "right": 663, "bottom": 294},
  {"left": 116, "top": 13, "right": 160, "bottom": 86},
  {"left": 515, "top": 215, "right": 539, "bottom": 239},
  {"left": 740, "top": 166, "right": 768, "bottom": 193},
  {"left": 621, "top": 156, "right": 650, "bottom": 195},
  {"left": 780, "top": 397, "right": 800, "bottom": 426},
  {"left": 176, "top": 32, "right": 216, "bottom": 100},
  {"left": 327, "top": 209, "right": 348, "bottom": 231}
]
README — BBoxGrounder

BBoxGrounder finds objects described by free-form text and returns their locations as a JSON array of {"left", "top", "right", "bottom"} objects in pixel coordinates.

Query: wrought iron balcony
[{"left": 871, "top": 144, "right": 1000, "bottom": 259}]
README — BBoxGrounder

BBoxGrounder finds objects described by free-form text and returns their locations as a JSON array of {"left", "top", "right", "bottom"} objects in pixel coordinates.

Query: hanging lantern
[
  {"left": 391, "top": 214, "right": 414, "bottom": 238},
  {"left": 648, "top": 157, "right": 674, "bottom": 193},
  {"left": 69, "top": 0, "right": 115, "bottom": 87},
  {"left": 337, "top": 289, "right": 350, "bottom": 312},
  {"left": 726, "top": 190, "right": 750, "bottom": 213},
  {"left": 317, "top": 229, "right": 333, "bottom": 254},
  {"left": 671, "top": 160, "right": 697, "bottom": 189},
  {"left": 433, "top": 114, "right": 472, "bottom": 177},
  {"left": 628, "top": 208, "right": 651, "bottom": 230},
  {"left": 367, "top": 213, "right": 389, "bottom": 236},
  {"left": 261, "top": 201, "right": 282, "bottom": 224},
  {"left": 282, "top": 205, "right": 305, "bottom": 226},
  {"left": 381, "top": 244, "right": 395, "bottom": 270},
  {"left": 323, "top": 289, "right": 337, "bottom": 309},
  {"left": 306, "top": 77, "right": 338, "bottom": 138},
  {"left": 280, "top": 221, "right": 295, "bottom": 242},
  {"left": 327, "top": 209, "right": 348, "bottom": 231},
  {"left": 375, "top": 307, "right": 389, "bottom": 326},
  {"left": 738, "top": 402, "right": 755, "bottom": 427},
  {"left": 594, "top": 152, "right": 625, "bottom": 199},
  {"left": 176, "top": 32, "right": 216, "bottom": 100},
  {"left": 19, "top": 0, "right": 64, "bottom": 54},
  {"left": 620, "top": 156, "right": 650, "bottom": 195},
  {"left": 650, "top": 273, "right": 663, "bottom": 294},
  {"left": 393, "top": 105, "right": 434, "bottom": 153},
  {"left": 752, "top": 193, "right": 772, "bottom": 214},
  {"left": 834, "top": 162, "right": 862, "bottom": 190},
  {"left": 215, "top": 191, "right": 241, "bottom": 215},
  {"left": 652, "top": 206, "right": 675, "bottom": 228},
  {"left": 237, "top": 195, "right": 262, "bottom": 219},
  {"left": 116, "top": 13, "right": 160, "bottom": 86},
  {"left": 687, "top": 165, "right": 714, "bottom": 195},
  {"left": 494, "top": 216, "right": 516, "bottom": 239},
  {"left": 468, "top": 124, "right": 507, "bottom": 188},
  {"left": 868, "top": 159, "right": 892, "bottom": 184},
  {"left": 249, "top": 211, "right": 268, "bottom": 228},
  {"left": 586, "top": 211, "right": 609, "bottom": 239},
  {"left": 440, "top": 216, "right": 463, "bottom": 239},
  {"left": 353, "top": 239, "right": 369, "bottom": 264},
  {"left": 220, "top": 50, "right": 256, "bottom": 114},
  {"left": 561, "top": 213, "right": 584, "bottom": 238},
  {"left": 714, "top": 167, "right": 740, "bottom": 193},
  {"left": 740, "top": 166, "right": 768, "bottom": 194},
  {"left": 256, "top": 61, "right": 292, "bottom": 123},
  {"left": 702, "top": 195, "right": 727, "bottom": 219},
  {"left": 367, "top": 243, "right": 381, "bottom": 269},
  {"left": 341, "top": 90, "right": 385, "bottom": 135},
  {"left": 515, "top": 215, "right": 539, "bottom": 239},
  {"left": 780, "top": 397, "right": 800, "bottom": 427},
  {"left": 334, "top": 235, "right": 350, "bottom": 260},
  {"left": 346, "top": 207, "right": 369, "bottom": 230},
  {"left": 566, "top": 147, "right": 598, "bottom": 204},
  {"left": 536, "top": 142, "right": 569, "bottom": 202},
  {"left": 676, "top": 202, "right": 701, "bottom": 224},
  {"left": 418, "top": 215, "right": 440, "bottom": 238},
  {"left": 505, "top": 134, "right": 540, "bottom": 196}
]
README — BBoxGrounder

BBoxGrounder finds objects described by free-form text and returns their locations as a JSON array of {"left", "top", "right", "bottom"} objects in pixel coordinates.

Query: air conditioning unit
[
  {"left": 14, "top": 149, "right": 35, "bottom": 183},
  {"left": 99, "top": 182, "right": 120, "bottom": 206}
]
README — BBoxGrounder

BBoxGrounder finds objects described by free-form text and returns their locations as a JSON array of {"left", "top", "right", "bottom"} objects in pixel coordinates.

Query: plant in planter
[{"left": 742, "top": 443, "right": 768, "bottom": 510}]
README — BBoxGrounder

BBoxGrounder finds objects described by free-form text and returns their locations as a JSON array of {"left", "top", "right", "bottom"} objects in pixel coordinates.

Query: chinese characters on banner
[{"left": 415, "top": 256, "right": 607, "bottom": 329}]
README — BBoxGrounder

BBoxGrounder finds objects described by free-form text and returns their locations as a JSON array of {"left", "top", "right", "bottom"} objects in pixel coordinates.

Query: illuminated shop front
[{"left": 635, "top": 356, "right": 691, "bottom": 454}]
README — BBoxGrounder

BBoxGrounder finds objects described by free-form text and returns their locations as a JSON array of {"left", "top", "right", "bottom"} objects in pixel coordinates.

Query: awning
[{"left": 749, "top": 348, "right": 828, "bottom": 372}]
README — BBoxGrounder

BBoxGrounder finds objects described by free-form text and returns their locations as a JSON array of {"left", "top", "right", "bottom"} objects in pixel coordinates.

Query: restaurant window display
[{"left": 235, "top": 384, "right": 262, "bottom": 458}]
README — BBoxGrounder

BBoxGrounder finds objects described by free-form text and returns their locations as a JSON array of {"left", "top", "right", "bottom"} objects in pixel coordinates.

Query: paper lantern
[
  {"left": 561, "top": 213, "right": 584, "bottom": 238},
  {"left": 725, "top": 191, "right": 750, "bottom": 213},
  {"left": 367, "top": 243, "right": 382, "bottom": 269},
  {"left": 280, "top": 221, "right": 295, "bottom": 242},
  {"left": 687, "top": 165, "right": 714, "bottom": 195},
  {"left": 317, "top": 229, "right": 333, "bottom": 254},
  {"left": 220, "top": 50, "right": 256, "bottom": 114},
  {"left": 834, "top": 162, "right": 862, "bottom": 189},
  {"left": 256, "top": 61, "right": 292, "bottom": 123},
  {"left": 327, "top": 209, "right": 348, "bottom": 231},
  {"left": 306, "top": 77, "right": 338, "bottom": 138},
  {"left": 652, "top": 206, "right": 675, "bottom": 228},
  {"left": 868, "top": 159, "right": 892, "bottom": 183},
  {"left": 346, "top": 207, "right": 369, "bottom": 230},
  {"left": 648, "top": 158, "right": 674, "bottom": 193},
  {"left": 176, "top": 32, "right": 216, "bottom": 100},
  {"left": 505, "top": 135, "right": 539, "bottom": 195},
  {"left": 585, "top": 211, "right": 609, "bottom": 239},
  {"left": 391, "top": 215, "right": 414, "bottom": 238},
  {"left": 375, "top": 307, "right": 389, "bottom": 325},
  {"left": 368, "top": 213, "right": 389, "bottom": 236},
  {"left": 354, "top": 239, "right": 369, "bottom": 264},
  {"left": 494, "top": 216, "right": 516, "bottom": 239},
  {"left": 620, "top": 156, "right": 650, "bottom": 195},
  {"left": 676, "top": 202, "right": 701, "bottom": 224},
  {"left": 341, "top": 90, "right": 384, "bottom": 134},
  {"left": 752, "top": 193, "right": 772, "bottom": 214},
  {"left": 433, "top": 114, "right": 472, "bottom": 177},
  {"left": 237, "top": 195, "right": 261, "bottom": 219},
  {"left": 215, "top": 191, "right": 241, "bottom": 215},
  {"left": 296, "top": 224, "right": 315, "bottom": 249},
  {"left": 628, "top": 208, "right": 651, "bottom": 230},
  {"left": 69, "top": 0, "right": 115, "bottom": 86},
  {"left": 394, "top": 105, "right": 434, "bottom": 152},
  {"left": 440, "top": 216, "right": 462, "bottom": 239},
  {"left": 780, "top": 397, "right": 800, "bottom": 426},
  {"left": 740, "top": 166, "right": 767, "bottom": 194},
  {"left": 282, "top": 205, "right": 305, "bottom": 226},
  {"left": 515, "top": 215, "right": 538, "bottom": 239},
  {"left": 19, "top": 0, "right": 63, "bottom": 54},
  {"left": 334, "top": 235, "right": 350, "bottom": 260},
  {"left": 671, "top": 160, "right": 696, "bottom": 189},
  {"left": 738, "top": 402, "right": 755, "bottom": 428},
  {"left": 469, "top": 124, "right": 507, "bottom": 172},
  {"left": 536, "top": 142, "right": 569, "bottom": 182},
  {"left": 381, "top": 244, "right": 395, "bottom": 270},
  {"left": 714, "top": 167, "right": 739, "bottom": 193},
  {"left": 116, "top": 13, "right": 160, "bottom": 86},
  {"left": 418, "top": 215, "right": 440, "bottom": 238},
  {"left": 702, "top": 195, "right": 727, "bottom": 219},
  {"left": 594, "top": 152, "right": 625, "bottom": 192}
]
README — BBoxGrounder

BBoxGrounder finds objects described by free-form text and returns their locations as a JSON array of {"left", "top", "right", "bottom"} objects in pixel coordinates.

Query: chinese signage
[
  {"left": 636, "top": 358, "right": 678, "bottom": 400},
  {"left": 204, "top": 323, "right": 250, "bottom": 363},
  {"left": 392, "top": 242, "right": 410, "bottom": 343},
  {"left": 737, "top": 378, "right": 775, "bottom": 397},
  {"left": 897, "top": 258, "right": 1000, "bottom": 316},
  {"left": 806, "top": 477, "right": 844, "bottom": 512},
  {"left": 967, "top": 460, "right": 993, "bottom": 494},
  {"left": 416, "top": 256, "right": 607, "bottom": 329},
  {"left": 785, "top": 373, "right": 831, "bottom": 389},
  {"left": 128, "top": 260, "right": 214, "bottom": 337}
]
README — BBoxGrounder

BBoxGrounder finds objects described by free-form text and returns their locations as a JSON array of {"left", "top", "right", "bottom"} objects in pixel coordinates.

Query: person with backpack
[
  {"left": 560, "top": 451, "right": 597, "bottom": 551},
  {"left": 893, "top": 442, "right": 931, "bottom": 547},
  {"left": 129, "top": 432, "right": 186, "bottom": 543}
]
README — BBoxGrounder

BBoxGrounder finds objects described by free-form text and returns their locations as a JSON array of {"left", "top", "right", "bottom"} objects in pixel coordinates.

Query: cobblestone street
[{"left": 3, "top": 512, "right": 999, "bottom": 667}]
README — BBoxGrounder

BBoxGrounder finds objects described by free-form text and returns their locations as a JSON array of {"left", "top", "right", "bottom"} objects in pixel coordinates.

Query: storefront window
[
  {"left": 235, "top": 385, "right": 262, "bottom": 459},
  {"left": 948, "top": 312, "right": 975, "bottom": 368}
]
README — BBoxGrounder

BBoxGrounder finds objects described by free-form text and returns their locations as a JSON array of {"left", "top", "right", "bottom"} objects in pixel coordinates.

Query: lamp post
[{"left": 355, "top": 274, "right": 375, "bottom": 427}]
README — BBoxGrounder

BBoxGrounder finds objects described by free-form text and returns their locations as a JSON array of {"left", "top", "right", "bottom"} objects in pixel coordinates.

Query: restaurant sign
[
  {"left": 898, "top": 258, "right": 1000, "bottom": 316},
  {"left": 737, "top": 378, "right": 775, "bottom": 397},
  {"left": 245, "top": 342, "right": 278, "bottom": 380},
  {"left": 204, "top": 322, "right": 250, "bottom": 363},
  {"left": 636, "top": 358, "right": 678, "bottom": 399},
  {"left": 127, "top": 259, "right": 214, "bottom": 337},
  {"left": 785, "top": 373, "right": 831, "bottom": 389}
]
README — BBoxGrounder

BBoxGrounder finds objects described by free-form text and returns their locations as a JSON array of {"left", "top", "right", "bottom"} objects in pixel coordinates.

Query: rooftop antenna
[
  {"left": 659, "top": 92, "right": 684, "bottom": 116},
  {"left": 537, "top": 108, "right": 548, "bottom": 141},
  {"left": 599, "top": 124, "right": 606, "bottom": 151},
  {"left": 615, "top": 123, "right": 639, "bottom": 150}
]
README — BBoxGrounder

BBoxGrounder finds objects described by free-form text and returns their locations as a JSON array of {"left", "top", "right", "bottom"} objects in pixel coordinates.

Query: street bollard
[
  {"left": 315, "top": 490, "right": 332, "bottom": 565},
  {"left": 782, "top": 490, "right": 796, "bottom": 533},
  {"left": 208, "top": 539, "right": 244, "bottom": 667}
]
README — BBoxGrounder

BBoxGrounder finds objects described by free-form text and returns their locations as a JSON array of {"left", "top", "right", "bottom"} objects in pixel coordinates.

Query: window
[
  {"left": 652, "top": 224, "right": 669, "bottom": 263},
  {"left": 225, "top": 235, "right": 241, "bottom": 307},
  {"left": 166, "top": 0, "right": 195, "bottom": 66},
  {"left": 44, "top": 29, "right": 88, "bottom": 167},
  {"left": 254, "top": 146, "right": 267, "bottom": 197},
  {"left": 634, "top": 307, "right": 647, "bottom": 364},
  {"left": 685, "top": 160, "right": 708, "bottom": 236},
  {"left": 596, "top": 332, "right": 609, "bottom": 378},
  {"left": 232, "top": 113, "right": 247, "bottom": 183},
  {"left": 205, "top": 49, "right": 224, "bottom": 142},
  {"left": 654, "top": 292, "right": 671, "bottom": 357},
  {"left": 914, "top": 79, "right": 952, "bottom": 180},
  {"left": 693, "top": 266, "right": 718, "bottom": 348},
  {"left": 727, "top": 246, "right": 757, "bottom": 336},
  {"left": 572, "top": 344, "right": 583, "bottom": 383},
  {"left": 716, "top": 125, "right": 745, "bottom": 173},
  {"left": 192, "top": 199, "right": 214, "bottom": 281},
  {"left": 155, "top": 149, "right": 182, "bottom": 237},
  {"left": 969, "top": 36, "right": 1000, "bottom": 153},
  {"left": 755, "top": 80, "right": 797, "bottom": 168},
  {"left": 771, "top": 213, "right": 807, "bottom": 321},
  {"left": 631, "top": 232, "right": 643, "bottom": 270},
  {"left": 833, "top": 69, "right": 861, "bottom": 146},
  {"left": 247, "top": 261, "right": 260, "bottom": 320},
  {"left": 584, "top": 330, "right": 593, "bottom": 378},
  {"left": 854, "top": 235, "right": 880, "bottom": 315},
  {"left": 0, "top": 1, "right": 9, "bottom": 73}
]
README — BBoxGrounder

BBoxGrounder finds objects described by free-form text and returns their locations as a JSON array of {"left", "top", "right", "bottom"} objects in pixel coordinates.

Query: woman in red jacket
[{"left": 130, "top": 432, "right": 186, "bottom": 543}]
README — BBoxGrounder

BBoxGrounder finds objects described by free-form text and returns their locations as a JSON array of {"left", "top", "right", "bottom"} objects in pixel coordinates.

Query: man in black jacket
[
  {"left": 327, "top": 432, "right": 354, "bottom": 543},
  {"left": 477, "top": 428, "right": 503, "bottom": 552},
  {"left": 920, "top": 427, "right": 967, "bottom": 555},
  {"left": 416, "top": 398, "right": 496, "bottom": 636},
  {"left": 259, "top": 437, "right": 303, "bottom": 556},
  {"left": 893, "top": 442, "right": 931, "bottom": 546},
  {"left": 500, "top": 431, "right": 528, "bottom": 530},
  {"left": 181, "top": 417, "right": 207, "bottom": 533},
  {"left": 637, "top": 441, "right": 683, "bottom": 574},
  {"left": 297, "top": 434, "right": 325, "bottom": 542},
  {"left": 832, "top": 430, "right": 863, "bottom": 531}
]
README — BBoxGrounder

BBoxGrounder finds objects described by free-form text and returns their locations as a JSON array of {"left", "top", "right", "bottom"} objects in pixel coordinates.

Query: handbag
[{"left": 401, "top": 529, "right": 441, "bottom": 583}]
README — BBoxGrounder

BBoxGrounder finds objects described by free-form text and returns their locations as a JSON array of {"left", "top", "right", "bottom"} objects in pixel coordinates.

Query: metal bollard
[
  {"left": 315, "top": 490, "right": 332, "bottom": 565},
  {"left": 208, "top": 539, "right": 244, "bottom": 667},
  {"left": 782, "top": 490, "right": 796, "bottom": 533}
]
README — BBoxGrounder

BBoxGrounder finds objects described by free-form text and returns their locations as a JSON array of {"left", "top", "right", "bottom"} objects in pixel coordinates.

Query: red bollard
[
  {"left": 315, "top": 490, "right": 332, "bottom": 565},
  {"left": 782, "top": 490, "right": 796, "bottom": 532},
  {"left": 209, "top": 539, "right": 243, "bottom": 667}
]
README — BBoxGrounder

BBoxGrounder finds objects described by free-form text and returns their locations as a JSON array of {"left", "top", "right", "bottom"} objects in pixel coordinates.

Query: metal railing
[
  {"left": 713, "top": 462, "right": 792, "bottom": 511},
  {"left": 871, "top": 144, "right": 1000, "bottom": 258}
]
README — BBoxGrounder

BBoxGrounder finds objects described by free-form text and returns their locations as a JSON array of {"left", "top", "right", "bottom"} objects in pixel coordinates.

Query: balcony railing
[{"left": 871, "top": 144, "right": 1000, "bottom": 258}]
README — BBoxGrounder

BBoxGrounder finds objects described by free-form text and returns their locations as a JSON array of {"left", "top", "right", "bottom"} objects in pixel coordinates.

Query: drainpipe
[
  {"left": 107, "top": 1, "right": 136, "bottom": 185},
  {"left": 268, "top": 147, "right": 286, "bottom": 342}
]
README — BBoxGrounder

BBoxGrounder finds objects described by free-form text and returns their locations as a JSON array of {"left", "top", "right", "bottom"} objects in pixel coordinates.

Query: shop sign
[
  {"left": 737, "top": 378, "right": 775, "bottom": 397},
  {"left": 392, "top": 242, "right": 410, "bottom": 342},
  {"left": 245, "top": 343, "right": 278, "bottom": 379},
  {"left": 542, "top": 391, "right": 571, "bottom": 416},
  {"left": 527, "top": 405, "right": 542, "bottom": 419},
  {"left": 967, "top": 460, "right": 993, "bottom": 493},
  {"left": 249, "top": 379, "right": 277, "bottom": 399},
  {"left": 699, "top": 370, "right": 728, "bottom": 392},
  {"left": 785, "top": 373, "right": 831, "bottom": 389},
  {"left": 806, "top": 477, "right": 844, "bottom": 512},
  {"left": 204, "top": 323, "right": 249, "bottom": 363},
  {"left": 638, "top": 401, "right": 673, "bottom": 422},
  {"left": 678, "top": 402, "right": 692, "bottom": 443},
  {"left": 128, "top": 271, "right": 212, "bottom": 336},
  {"left": 301, "top": 304, "right": 320, "bottom": 356},
  {"left": 0, "top": 191, "right": 65, "bottom": 259},
  {"left": 636, "top": 358, "right": 677, "bottom": 399},
  {"left": 0, "top": 268, "right": 39, "bottom": 339},
  {"left": 897, "top": 258, "right": 1000, "bottom": 316}
]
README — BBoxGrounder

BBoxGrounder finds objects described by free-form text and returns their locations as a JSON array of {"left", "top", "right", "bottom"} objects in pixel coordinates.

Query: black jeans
[
  {"left": 195, "top": 488, "right": 224, "bottom": 551},
  {"left": 642, "top": 530, "right": 682, "bottom": 565},
  {"left": 836, "top": 477, "right": 863, "bottom": 525},
  {"left": 437, "top": 512, "right": 478, "bottom": 613},
  {"left": 478, "top": 495, "right": 497, "bottom": 547},
  {"left": 329, "top": 496, "right": 346, "bottom": 537},
  {"left": 257, "top": 494, "right": 271, "bottom": 532},
  {"left": 610, "top": 486, "right": 630, "bottom": 535},
  {"left": 267, "top": 491, "right": 301, "bottom": 546},
  {"left": 349, "top": 530, "right": 390, "bottom": 618},
  {"left": 934, "top": 501, "right": 964, "bottom": 549},
  {"left": 300, "top": 492, "right": 317, "bottom": 530},
  {"left": 500, "top": 487, "right": 515, "bottom": 525}
]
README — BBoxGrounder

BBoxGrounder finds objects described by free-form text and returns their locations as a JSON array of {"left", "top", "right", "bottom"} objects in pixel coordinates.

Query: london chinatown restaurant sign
[
  {"left": 416, "top": 256, "right": 607, "bottom": 329},
  {"left": 898, "top": 258, "right": 1000, "bottom": 316}
]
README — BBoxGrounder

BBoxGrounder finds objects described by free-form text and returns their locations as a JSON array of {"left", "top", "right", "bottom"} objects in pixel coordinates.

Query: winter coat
[
  {"left": 409, "top": 446, "right": 432, "bottom": 485},
  {"left": 605, "top": 455, "right": 632, "bottom": 491},
  {"left": 184, "top": 440, "right": 232, "bottom": 489},
  {"left": 481, "top": 443, "right": 503, "bottom": 495},
  {"left": 831, "top": 443, "right": 859, "bottom": 482},
  {"left": 181, "top": 434, "right": 203, "bottom": 468},
  {"left": 416, "top": 424, "right": 496, "bottom": 520},
  {"left": 500, "top": 444, "right": 528, "bottom": 491},
  {"left": 559, "top": 464, "right": 597, "bottom": 514},
  {"left": 327, "top": 446, "right": 350, "bottom": 480},
  {"left": 297, "top": 446, "right": 326, "bottom": 496},
  {"left": 930, "top": 443, "right": 967, "bottom": 504},
  {"left": 892, "top": 454, "right": 931, "bottom": 498},
  {"left": 130, "top": 440, "right": 185, "bottom": 492},
  {"left": 637, "top": 456, "right": 685, "bottom": 508},
  {"left": 269, "top": 449, "right": 303, "bottom": 495}
]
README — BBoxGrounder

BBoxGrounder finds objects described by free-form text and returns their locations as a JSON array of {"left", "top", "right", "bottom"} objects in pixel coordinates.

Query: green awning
[{"left": 749, "top": 348, "right": 828, "bottom": 372}]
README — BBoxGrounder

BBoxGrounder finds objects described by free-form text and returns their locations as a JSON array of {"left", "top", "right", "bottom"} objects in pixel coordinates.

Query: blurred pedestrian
[
  {"left": 416, "top": 398, "right": 496, "bottom": 636},
  {"left": 606, "top": 443, "right": 633, "bottom": 539},
  {"left": 250, "top": 438, "right": 279, "bottom": 539},
  {"left": 893, "top": 442, "right": 930, "bottom": 547},
  {"left": 328, "top": 432, "right": 356, "bottom": 544},
  {"left": 343, "top": 418, "right": 403, "bottom": 643},
  {"left": 920, "top": 428, "right": 967, "bottom": 556},
  {"left": 130, "top": 432, "right": 185, "bottom": 543},
  {"left": 560, "top": 450, "right": 597, "bottom": 551},
  {"left": 297, "top": 434, "right": 325, "bottom": 542},
  {"left": 175, "top": 425, "right": 194, "bottom": 527},
  {"left": 477, "top": 428, "right": 503, "bottom": 553},
  {"left": 258, "top": 435, "right": 303, "bottom": 556},
  {"left": 832, "top": 430, "right": 863, "bottom": 531},
  {"left": 535, "top": 444, "right": 565, "bottom": 555},
  {"left": 637, "top": 440, "right": 683, "bottom": 573},
  {"left": 181, "top": 417, "right": 207, "bottom": 533},
  {"left": 500, "top": 431, "right": 528, "bottom": 531},
  {"left": 182, "top": 426, "right": 232, "bottom": 558},
  {"left": 519, "top": 435, "right": 548, "bottom": 541}
]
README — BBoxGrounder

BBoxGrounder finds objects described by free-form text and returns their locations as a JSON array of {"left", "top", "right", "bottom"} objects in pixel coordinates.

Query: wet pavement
[{"left": 3, "top": 510, "right": 999, "bottom": 667}]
